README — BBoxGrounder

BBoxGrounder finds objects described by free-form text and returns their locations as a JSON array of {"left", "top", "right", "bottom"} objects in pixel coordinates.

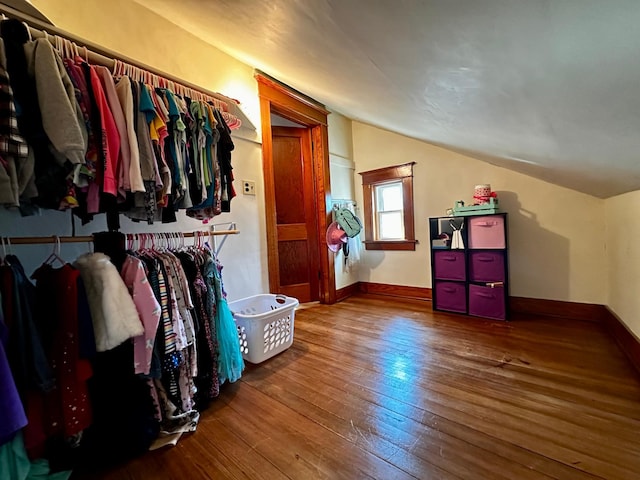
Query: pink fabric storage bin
[
  {"left": 468, "top": 284, "right": 506, "bottom": 320},
  {"left": 433, "top": 250, "right": 466, "bottom": 281},
  {"left": 434, "top": 281, "right": 467, "bottom": 313},
  {"left": 468, "top": 215, "right": 505, "bottom": 249},
  {"left": 469, "top": 251, "right": 505, "bottom": 283}
]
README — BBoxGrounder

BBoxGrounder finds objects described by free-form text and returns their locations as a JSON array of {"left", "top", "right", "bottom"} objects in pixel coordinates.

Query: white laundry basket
[{"left": 228, "top": 294, "right": 299, "bottom": 364}]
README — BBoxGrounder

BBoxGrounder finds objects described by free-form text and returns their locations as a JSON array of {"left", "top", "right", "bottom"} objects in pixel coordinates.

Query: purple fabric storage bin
[
  {"left": 434, "top": 281, "right": 467, "bottom": 313},
  {"left": 468, "top": 284, "right": 506, "bottom": 320},
  {"left": 433, "top": 250, "right": 466, "bottom": 281},
  {"left": 469, "top": 251, "right": 505, "bottom": 283},
  {"left": 468, "top": 216, "right": 505, "bottom": 249}
]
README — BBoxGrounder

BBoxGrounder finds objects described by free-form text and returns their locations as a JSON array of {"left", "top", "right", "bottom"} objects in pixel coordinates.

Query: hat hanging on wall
[{"left": 326, "top": 221, "right": 348, "bottom": 252}]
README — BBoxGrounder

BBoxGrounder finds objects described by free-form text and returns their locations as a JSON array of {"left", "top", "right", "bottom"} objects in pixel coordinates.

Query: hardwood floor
[{"left": 80, "top": 294, "right": 640, "bottom": 479}]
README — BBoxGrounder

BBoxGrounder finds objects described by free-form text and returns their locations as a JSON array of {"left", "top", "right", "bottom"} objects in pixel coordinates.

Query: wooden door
[
  {"left": 257, "top": 73, "right": 334, "bottom": 304},
  {"left": 270, "top": 126, "right": 320, "bottom": 302}
]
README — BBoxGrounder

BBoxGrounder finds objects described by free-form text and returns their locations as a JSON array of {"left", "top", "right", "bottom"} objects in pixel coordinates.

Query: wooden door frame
[{"left": 256, "top": 73, "right": 335, "bottom": 304}]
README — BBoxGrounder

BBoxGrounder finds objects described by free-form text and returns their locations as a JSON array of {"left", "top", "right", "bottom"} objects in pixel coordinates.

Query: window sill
[{"left": 364, "top": 240, "right": 417, "bottom": 251}]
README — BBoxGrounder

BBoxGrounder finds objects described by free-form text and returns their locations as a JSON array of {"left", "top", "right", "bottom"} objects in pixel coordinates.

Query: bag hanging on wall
[{"left": 335, "top": 207, "right": 362, "bottom": 238}]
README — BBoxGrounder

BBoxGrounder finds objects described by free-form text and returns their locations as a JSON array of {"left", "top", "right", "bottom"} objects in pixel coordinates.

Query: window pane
[
  {"left": 378, "top": 211, "right": 404, "bottom": 239},
  {"left": 375, "top": 182, "right": 403, "bottom": 212},
  {"left": 359, "top": 162, "right": 415, "bottom": 251}
]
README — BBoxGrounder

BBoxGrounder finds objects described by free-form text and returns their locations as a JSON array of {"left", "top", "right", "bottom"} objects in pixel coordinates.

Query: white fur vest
[{"left": 74, "top": 253, "right": 143, "bottom": 352}]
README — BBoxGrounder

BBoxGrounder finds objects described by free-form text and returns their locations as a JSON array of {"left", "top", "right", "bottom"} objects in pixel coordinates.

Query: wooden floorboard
[{"left": 77, "top": 294, "right": 640, "bottom": 479}]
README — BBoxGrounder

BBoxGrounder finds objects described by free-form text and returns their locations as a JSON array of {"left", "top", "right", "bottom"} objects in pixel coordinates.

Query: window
[
  {"left": 359, "top": 162, "right": 416, "bottom": 251},
  {"left": 375, "top": 182, "right": 404, "bottom": 239}
]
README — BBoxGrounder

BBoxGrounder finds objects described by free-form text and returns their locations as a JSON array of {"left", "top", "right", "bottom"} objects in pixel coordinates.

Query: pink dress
[{"left": 120, "top": 255, "right": 161, "bottom": 375}]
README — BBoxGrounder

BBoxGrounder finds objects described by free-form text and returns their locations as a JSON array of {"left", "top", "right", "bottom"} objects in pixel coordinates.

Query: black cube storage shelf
[{"left": 429, "top": 213, "right": 509, "bottom": 320}]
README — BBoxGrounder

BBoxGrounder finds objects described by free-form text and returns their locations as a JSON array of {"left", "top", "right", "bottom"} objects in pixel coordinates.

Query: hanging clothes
[
  {"left": 0, "top": 19, "right": 238, "bottom": 223},
  {"left": 0, "top": 230, "right": 242, "bottom": 472},
  {"left": 120, "top": 254, "right": 161, "bottom": 376},
  {"left": 30, "top": 262, "right": 94, "bottom": 447},
  {"left": 0, "top": 432, "right": 71, "bottom": 480},
  {"left": 73, "top": 253, "right": 143, "bottom": 351},
  {"left": 205, "top": 254, "right": 244, "bottom": 384},
  {"left": 114, "top": 75, "right": 145, "bottom": 193},
  {"left": 176, "top": 250, "right": 219, "bottom": 403},
  {"left": 214, "top": 108, "right": 236, "bottom": 213},
  {"left": 0, "top": 20, "right": 71, "bottom": 214},
  {"left": 0, "top": 36, "right": 29, "bottom": 209},
  {"left": 95, "top": 66, "right": 130, "bottom": 200},
  {"left": 0, "top": 293, "right": 27, "bottom": 447}
]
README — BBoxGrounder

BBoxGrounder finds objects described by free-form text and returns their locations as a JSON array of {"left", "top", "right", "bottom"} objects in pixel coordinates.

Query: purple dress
[{"left": 0, "top": 307, "right": 27, "bottom": 446}]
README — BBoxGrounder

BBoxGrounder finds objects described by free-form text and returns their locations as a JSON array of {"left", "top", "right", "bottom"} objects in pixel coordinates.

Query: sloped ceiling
[{"left": 135, "top": 0, "right": 640, "bottom": 198}]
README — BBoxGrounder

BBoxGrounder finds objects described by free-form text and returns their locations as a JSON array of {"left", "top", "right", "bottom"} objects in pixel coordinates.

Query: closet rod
[
  {"left": 1, "top": 230, "right": 240, "bottom": 246},
  {"left": 0, "top": 3, "right": 241, "bottom": 115}
]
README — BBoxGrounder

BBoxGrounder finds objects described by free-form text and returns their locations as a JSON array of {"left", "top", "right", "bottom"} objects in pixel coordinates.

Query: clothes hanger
[
  {"left": 140, "top": 233, "right": 154, "bottom": 257},
  {"left": 22, "top": 21, "right": 32, "bottom": 41},
  {"left": 44, "top": 236, "right": 65, "bottom": 267},
  {"left": 64, "top": 38, "right": 72, "bottom": 59},
  {"left": 150, "top": 233, "right": 157, "bottom": 253}
]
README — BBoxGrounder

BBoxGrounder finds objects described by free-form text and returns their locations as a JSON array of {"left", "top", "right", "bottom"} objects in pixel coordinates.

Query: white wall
[
  {"left": 3, "top": 0, "right": 269, "bottom": 301},
  {"left": 327, "top": 112, "right": 359, "bottom": 289},
  {"left": 353, "top": 122, "right": 606, "bottom": 304},
  {"left": 606, "top": 191, "right": 640, "bottom": 338}
]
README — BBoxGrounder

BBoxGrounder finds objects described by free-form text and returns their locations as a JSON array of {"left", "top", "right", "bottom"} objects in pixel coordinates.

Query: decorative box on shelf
[
  {"left": 431, "top": 237, "right": 450, "bottom": 249},
  {"left": 448, "top": 197, "right": 499, "bottom": 217}
]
